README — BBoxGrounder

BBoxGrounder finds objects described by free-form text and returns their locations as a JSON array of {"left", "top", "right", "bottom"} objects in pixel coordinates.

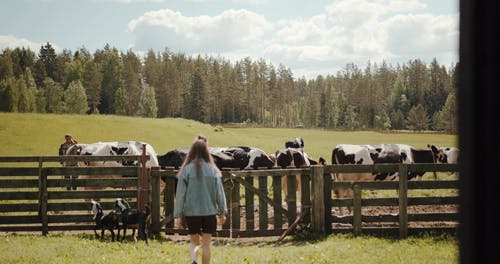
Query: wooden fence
[
  {"left": 1, "top": 156, "right": 459, "bottom": 238},
  {"left": 151, "top": 163, "right": 459, "bottom": 238},
  {"left": 0, "top": 155, "right": 145, "bottom": 234}
]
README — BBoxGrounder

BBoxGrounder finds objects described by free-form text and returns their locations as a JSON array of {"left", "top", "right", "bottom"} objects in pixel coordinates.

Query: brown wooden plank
[
  {"left": 0, "top": 179, "right": 39, "bottom": 188},
  {"left": 323, "top": 172, "right": 333, "bottom": 234},
  {"left": 0, "top": 191, "right": 39, "bottom": 200},
  {"left": 46, "top": 167, "right": 138, "bottom": 176},
  {"left": 272, "top": 175, "right": 283, "bottom": 230},
  {"left": 408, "top": 196, "right": 459, "bottom": 205},
  {"left": 362, "top": 214, "right": 399, "bottom": 223},
  {"left": 325, "top": 164, "right": 400, "bottom": 174},
  {"left": 286, "top": 174, "right": 297, "bottom": 223},
  {"left": 0, "top": 203, "right": 39, "bottom": 212},
  {"left": 48, "top": 214, "right": 94, "bottom": 223},
  {"left": 300, "top": 174, "right": 311, "bottom": 224},
  {"left": 245, "top": 177, "right": 255, "bottom": 230},
  {"left": 47, "top": 201, "right": 136, "bottom": 211},
  {"left": 151, "top": 169, "right": 178, "bottom": 178},
  {"left": 47, "top": 178, "right": 137, "bottom": 188},
  {"left": 258, "top": 176, "right": 268, "bottom": 230},
  {"left": 231, "top": 180, "right": 240, "bottom": 230},
  {"left": 408, "top": 213, "right": 459, "bottom": 222},
  {"left": 48, "top": 190, "right": 136, "bottom": 200},
  {"left": 150, "top": 169, "right": 161, "bottom": 234},
  {"left": 164, "top": 177, "right": 175, "bottom": 229},
  {"left": 0, "top": 215, "right": 40, "bottom": 224},
  {"left": 0, "top": 225, "right": 42, "bottom": 232},
  {"left": 333, "top": 181, "right": 399, "bottom": 190},
  {"left": 311, "top": 165, "right": 325, "bottom": 234},
  {"left": 407, "top": 180, "right": 459, "bottom": 189},
  {"left": 331, "top": 215, "right": 353, "bottom": 224},
  {"left": 353, "top": 184, "right": 362, "bottom": 236},
  {"left": 399, "top": 164, "right": 408, "bottom": 238},
  {"left": 330, "top": 198, "right": 354, "bottom": 207},
  {"left": 0, "top": 168, "right": 39, "bottom": 176},
  {"left": 228, "top": 168, "right": 310, "bottom": 178},
  {"left": 0, "top": 155, "right": 145, "bottom": 163},
  {"left": 362, "top": 198, "right": 399, "bottom": 206}
]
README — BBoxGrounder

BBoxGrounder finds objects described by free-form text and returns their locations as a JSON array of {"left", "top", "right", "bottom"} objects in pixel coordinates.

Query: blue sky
[{"left": 0, "top": 0, "right": 458, "bottom": 79}]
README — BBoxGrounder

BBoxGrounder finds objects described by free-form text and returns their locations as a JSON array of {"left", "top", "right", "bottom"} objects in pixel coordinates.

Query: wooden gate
[
  {"left": 150, "top": 167, "right": 313, "bottom": 237},
  {"left": 0, "top": 155, "right": 145, "bottom": 234}
]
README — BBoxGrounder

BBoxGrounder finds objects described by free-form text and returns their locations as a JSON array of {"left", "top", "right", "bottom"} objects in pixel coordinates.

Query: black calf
[
  {"left": 91, "top": 201, "right": 120, "bottom": 241},
  {"left": 115, "top": 198, "right": 150, "bottom": 244}
]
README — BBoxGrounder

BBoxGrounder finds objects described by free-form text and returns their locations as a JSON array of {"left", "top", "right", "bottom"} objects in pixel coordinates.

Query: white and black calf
[
  {"left": 115, "top": 198, "right": 150, "bottom": 243},
  {"left": 91, "top": 200, "right": 120, "bottom": 241}
]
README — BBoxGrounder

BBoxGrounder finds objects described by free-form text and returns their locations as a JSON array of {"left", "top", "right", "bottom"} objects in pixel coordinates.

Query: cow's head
[
  {"left": 91, "top": 200, "right": 103, "bottom": 221},
  {"left": 428, "top": 144, "right": 459, "bottom": 176},
  {"left": 115, "top": 198, "right": 131, "bottom": 212},
  {"left": 111, "top": 146, "right": 129, "bottom": 155},
  {"left": 428, "top": 144, "right": 447, "bottom": 163}
]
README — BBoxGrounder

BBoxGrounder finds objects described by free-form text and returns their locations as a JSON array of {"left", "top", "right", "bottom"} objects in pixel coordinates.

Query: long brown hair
[{"left": 177, "top": 135, "right": 220, "bottom": 177}]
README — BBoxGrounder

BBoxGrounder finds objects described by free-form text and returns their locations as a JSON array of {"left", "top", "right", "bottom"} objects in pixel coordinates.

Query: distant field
[{"left": 0, "top": 113, "right": 457, "bottom": 163}]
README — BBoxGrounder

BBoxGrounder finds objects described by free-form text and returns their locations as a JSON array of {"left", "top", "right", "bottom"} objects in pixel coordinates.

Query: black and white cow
[
  {"left": 158, "top": 146, "right": 274, "bottom": 171},
  {"left": 428, "top": 144, "right": 459, "bottom": 175},
  {"left": 65, "top": 141, "right": 160, "bottom": 191},
  {"left": 157, "top": 148, "right": 189, "bottom": 170},
  {"left": 331, "top": 144, "right": 377, "bottom": 214},
  {"left": 285, "top": 137, "right": 304, "bottom": 149},
  {"left": 274, "top": 147, "right": 325, "bottom": 197}
]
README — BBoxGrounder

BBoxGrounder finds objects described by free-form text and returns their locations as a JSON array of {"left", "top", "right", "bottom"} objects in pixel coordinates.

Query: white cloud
[
  {"left": 128, "top": 9, "right": 272, "bottom": 53},
  {"left": 127, "top": 0, "right": 458, "bottom": 79},
  {"left": 0, "top": 35, "right": 59, "bottom": 53}
]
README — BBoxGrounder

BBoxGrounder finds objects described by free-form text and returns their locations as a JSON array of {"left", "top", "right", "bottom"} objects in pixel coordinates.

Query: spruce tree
[
  {"left": 64, "top": 80, "right": 88, "bottom": 114},
  {"left": 136, "top": 84, "right": 158, "bottom": 118}
]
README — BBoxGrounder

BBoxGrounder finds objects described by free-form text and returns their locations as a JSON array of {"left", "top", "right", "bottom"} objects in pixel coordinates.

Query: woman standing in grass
[{"left": 174, "top": 135, "right": 227, "bottom": 264}]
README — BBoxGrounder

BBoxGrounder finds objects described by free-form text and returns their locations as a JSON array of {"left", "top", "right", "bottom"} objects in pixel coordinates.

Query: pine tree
[
  {"left": 113, "top": 87, "right": 127, "bottom": 115},
  {"left": 406, "top": 104, "right": 430, "bottom": 130},
  {"left": 435, "top": 92, "right": 457, "bottom": 133},
  {"left": 64, "top": 80, "right": 88, "bottom": 114},
  {"left": 136, "top": 84, "right": 158, "bottom": 118},
  {"left": 44, "top": 78, "right": 64, "bottom": 113},
  {"left": 23, "top": 68, "right": 38, "bottom": 112}
]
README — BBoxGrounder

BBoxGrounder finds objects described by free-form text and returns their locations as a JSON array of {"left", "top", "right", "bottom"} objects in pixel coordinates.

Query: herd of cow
[{"left": 62, "top": 137, "right": 459, "bottom": 200}]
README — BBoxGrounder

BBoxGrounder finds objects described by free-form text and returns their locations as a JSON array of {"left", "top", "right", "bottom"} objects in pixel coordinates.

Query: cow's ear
[{"left": 112, "top": 146, "right": 118, "bottom": 152}]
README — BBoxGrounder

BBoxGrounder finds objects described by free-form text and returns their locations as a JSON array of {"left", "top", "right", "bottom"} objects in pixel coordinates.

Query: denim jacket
[{"left": 173, "top": 160, "right": 227, "bottom": 218}]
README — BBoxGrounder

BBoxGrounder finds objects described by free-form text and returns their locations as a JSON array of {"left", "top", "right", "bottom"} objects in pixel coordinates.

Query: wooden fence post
[
  {"left": 353, "top": 184, "right": 362, "bottom": 236},
  {"left": 39, "top": 168, "right": 48, "bottom": 236},
  {"left": 399, "top": 164, "right": 408, "bottom": 238},
  {"left": 138, "top": 144, "right": 148, "bottom": 210},
  {"left": 150, "top": 167, "right": 161, "bottom": 235},
  {"left": 311, "top": 165, "right": 325, "bottom": 235}
]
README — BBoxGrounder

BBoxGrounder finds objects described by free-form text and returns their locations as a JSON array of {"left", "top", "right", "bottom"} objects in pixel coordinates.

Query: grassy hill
[{"left": 0, "top": 113, "right": 457, "bottom": 162}]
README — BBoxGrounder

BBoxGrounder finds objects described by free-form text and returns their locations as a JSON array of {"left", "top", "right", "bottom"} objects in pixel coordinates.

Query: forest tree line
[{"left": 0, "top": 43, "right": 457, "bottom": 133}]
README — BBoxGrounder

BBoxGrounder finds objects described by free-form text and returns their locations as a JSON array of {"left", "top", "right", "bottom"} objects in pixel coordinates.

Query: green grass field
[
  {"left": 0, "top": 113, "right": 457, "bottom": 162},
  {"left": 0, "top": 113, "right": 458, "bottom": 263},
  {"left": 0, "top": 233, "right": 457, "bottom": 264}
]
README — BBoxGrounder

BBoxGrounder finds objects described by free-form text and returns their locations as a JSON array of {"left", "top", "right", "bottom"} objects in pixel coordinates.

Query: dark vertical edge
[
  {"left": 286, "top": 174, "right": 297, "bottom": 224},
  {"left": 353, "top": 184, "right": 362, "bottom": 236},
  {"left": 300, "top": 173, "right": 311, "bottom": 225},
  {"left": 398, "top": 164, "right": 408, "bottom": 238}
]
